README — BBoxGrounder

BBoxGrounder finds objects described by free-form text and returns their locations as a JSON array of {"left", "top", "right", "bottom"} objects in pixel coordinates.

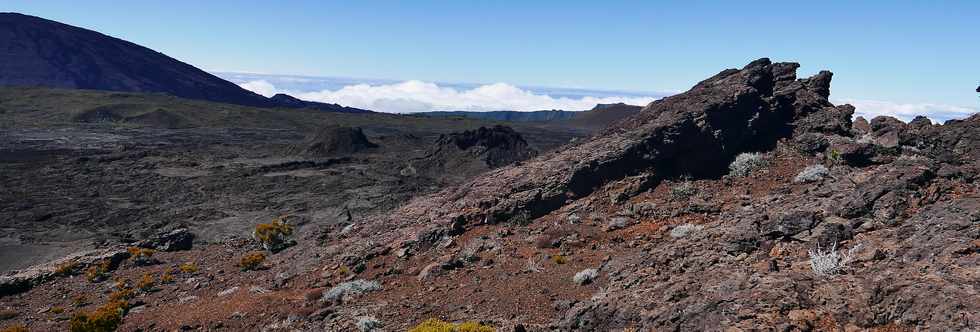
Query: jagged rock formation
[
  {"left": 410, "top": 125, "right": 537, "bottom": 182},
  {"left": 291, "top": 126, "right": 378, "bottom": 157},
  {"left": 374, "top": 59, "right": 844, "bottom": 230},
  {"left": 433, "top": 125, "right": 535, "bottom": 168}
]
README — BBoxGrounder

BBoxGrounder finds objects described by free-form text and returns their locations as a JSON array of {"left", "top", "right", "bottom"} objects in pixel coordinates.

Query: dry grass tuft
[
  {"left": 178, "top": 262, "right": 198, "bottom": 273},
  {"left": 238, "top": 252, "right": 266, "bottom": 271},
  {"left": 408, "top": 318, "right": 495, "bottom": 332},
  {"left": 84, "top": 259, "right": 112, "bottom": 283},
  {"left": 253, "top": 215, "right": 295, "bottom": 252}
]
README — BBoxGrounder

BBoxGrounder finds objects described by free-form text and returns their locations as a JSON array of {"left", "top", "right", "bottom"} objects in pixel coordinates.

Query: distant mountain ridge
[
  {"left": 414, "top": 103, "right": 644, "bottom": 129},
  {"left": 269, "top": 93, "right": 372, "bottom": 113},
  {"left": 0, "top": 13, "right": 371, "bottom": 113},
  {"left": 414, "top": 109, "right": 578, "bottom": 122}
]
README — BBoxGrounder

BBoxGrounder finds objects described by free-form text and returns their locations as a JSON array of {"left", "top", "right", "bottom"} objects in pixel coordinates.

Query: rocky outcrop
[
  {"left": 409, "top": 125, "right": 537, "bottom": 182},
  {"left": 374, "top": 59, "right": 845, "bottom": 232},
  {"left": 1, "top": 247, "right": 128, "bottom": 297},
  {"left": 322, "top": 59, "right": 978, "bottom": 330},
  {"left": 432, "top": 125, "right": 535, "bottom": 168}
]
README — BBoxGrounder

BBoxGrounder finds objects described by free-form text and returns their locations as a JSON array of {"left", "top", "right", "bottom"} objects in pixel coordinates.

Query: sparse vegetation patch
[
  {"left": 252, "top": 216, "right": 295, "bottom": 252},
  {"left": 573, "top": 268, "right": 599, "bottom": 285},
  {"left": 670, "top": 177, "right": 698, "bottom": 200},
  {"left": 356, "top": 316, "right": 383, "bottom": 332},
  {"left": 85, "top": 259, "right": 112, "bottom": 283},
  {"left": 127, "top": 247, "right": 157, "bottom": 266},
  {"left": 0, "top": 324, "right": 28, "bottom": 332},
  {"left": 408, "top": 318, "right": 495, "bottom": 332},
  {"left": 808, "top": 243, "right": 861, "bottom": 276},
  {"left": 669, "top": 223, "right": 704, "bottom": 238},
  {"left": 728, "top": 152, "right": 768, "bottom": 177},
  {"left": 178, "top": 262, "right": 198, "bottom": 273},
  {"left": 793, "top": 164, "right": 830, "bottom": 183},
  {"left": 54, "top": 260, "right": 80, "bottom": 277},
  {"left": 238, "top": 252, "right": 266, "bottom": 271}
]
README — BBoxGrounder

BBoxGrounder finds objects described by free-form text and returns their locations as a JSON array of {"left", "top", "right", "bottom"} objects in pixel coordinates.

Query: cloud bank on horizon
[
  {"left": 223, "top": 73, "right": 665, "bottom": 113},
  {"left": 836, "top": 99, "right": 978, "bottom": 124},
  {"left": 223, "top": 73, "right": 977, "bottom": 122}
]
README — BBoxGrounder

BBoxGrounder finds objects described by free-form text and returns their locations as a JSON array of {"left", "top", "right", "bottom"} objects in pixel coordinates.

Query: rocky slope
[
  {"left": 1, "top": 59, "right": 977, "bottom": 331},
  {"left": 0, "top": 13, "right": 274, "bottom": 107},
  {"left": 269, "top": 94, "right": 373, "bottom": 114}
]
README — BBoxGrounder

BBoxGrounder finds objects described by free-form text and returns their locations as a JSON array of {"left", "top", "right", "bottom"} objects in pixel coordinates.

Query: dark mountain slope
[
  {"left": 560, "top": 102, "right": 644, "bottom": 130},
  {"left": 0, "top": 13, "right": 272, "bottom": 106},
  {"left": 269, "top": 93, "right": 373, "bottom": 113}
]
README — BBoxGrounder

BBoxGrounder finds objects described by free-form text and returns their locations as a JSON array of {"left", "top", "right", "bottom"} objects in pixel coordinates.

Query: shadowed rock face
[
  {"left": 0, "top": 13, "right": 273, "bottom": 107},
  {"left": 434, "top": 125, "right": 535, "bottom": 168},
  {"left": 410, "top": 125, "right": 537, "bottom": 183}
]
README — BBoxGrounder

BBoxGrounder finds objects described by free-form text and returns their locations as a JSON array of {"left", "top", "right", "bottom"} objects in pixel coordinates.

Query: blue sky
[{"left": 5, "top": 1, "right": 979, "bottom": 119}]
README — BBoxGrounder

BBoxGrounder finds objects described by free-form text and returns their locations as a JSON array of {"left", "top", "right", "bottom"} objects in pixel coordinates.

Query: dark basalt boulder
[
  {"left": 852, "top": 116, "right": 871, "bottom": 136},
  {"left": 869, "top": 116, "right": 908, "bottom": 147},
  {"left": 794, "top": 102, "right": 855, "bottom": 137},
  {"left": 137, "top": 228, "right": 194, "bottom": 252}
]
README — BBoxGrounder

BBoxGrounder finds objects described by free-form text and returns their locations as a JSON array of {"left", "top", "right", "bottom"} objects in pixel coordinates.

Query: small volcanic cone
[{"left": 292, "top": 125, "right": 378, "bottom": 157}]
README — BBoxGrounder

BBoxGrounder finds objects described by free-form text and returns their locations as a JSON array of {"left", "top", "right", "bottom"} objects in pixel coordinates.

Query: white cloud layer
[
  {"left": 835, "top": 98, "right": 978, "bottom": 123},
  {"left": 238, "top": 80, "right": 659, "bottom": 113},
  {"left": 236, "top": 76, "right": 978, "bottom": 123}
]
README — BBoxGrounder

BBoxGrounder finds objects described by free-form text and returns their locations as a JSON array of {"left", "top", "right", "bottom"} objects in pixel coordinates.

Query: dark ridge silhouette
[{"left": 0, "top": 13, "right": 372, "bottom": 113}]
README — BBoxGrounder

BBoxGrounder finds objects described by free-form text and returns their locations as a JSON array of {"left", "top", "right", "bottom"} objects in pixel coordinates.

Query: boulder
[{"left": 137, "top": 228, "right": 194, "bottom": 251}]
